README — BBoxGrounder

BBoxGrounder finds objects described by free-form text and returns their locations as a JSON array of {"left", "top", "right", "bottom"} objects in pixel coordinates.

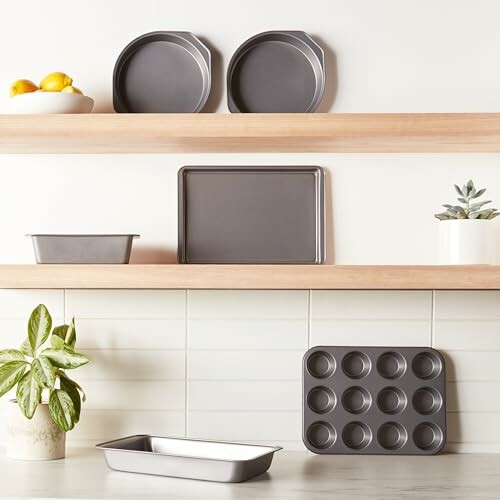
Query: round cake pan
[
  {"left": 113, "top": 31, "right": 211, "bottom": 113},
  {"left": 227, "top": 30, "right": 324, "bottom": 113}
]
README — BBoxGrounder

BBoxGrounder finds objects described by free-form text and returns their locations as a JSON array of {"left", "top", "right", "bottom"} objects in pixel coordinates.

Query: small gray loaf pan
[
  {"left": 178, "top": 166, "right": 325, "bottom": 264},
  {"left": 303, "top": 346, "right": 446, "bottom": 455},
  {"left": 96, "top": 435, "right": 281, "bottom": 483},
  {"left": 29, "top": 234, "right": 139, "bottom": 264}
]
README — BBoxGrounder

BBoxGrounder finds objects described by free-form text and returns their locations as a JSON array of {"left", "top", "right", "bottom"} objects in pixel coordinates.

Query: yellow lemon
[
  {"left": 40, "top": 72, "right": 73, "bottom": 92},
  {"left": 61, "top": 85, "right": 82, "bottom": 95},
  {"left": 10, "top": 79, "right": 39, "bottom": 97}
]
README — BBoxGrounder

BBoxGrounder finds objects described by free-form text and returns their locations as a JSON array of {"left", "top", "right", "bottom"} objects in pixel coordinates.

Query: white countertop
[{"left": 1, "top": 448, "right": 500, "bottom": 499}]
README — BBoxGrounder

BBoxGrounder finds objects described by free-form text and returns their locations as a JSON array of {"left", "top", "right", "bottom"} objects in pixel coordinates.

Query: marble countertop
[{"left": 1, "top": 448, "right": 500, "bottom": 499}]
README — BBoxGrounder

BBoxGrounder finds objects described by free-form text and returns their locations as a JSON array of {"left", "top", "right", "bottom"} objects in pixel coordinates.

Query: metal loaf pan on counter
[
  {"left": 29, "top": 234, "right": 139, "bottom": 264},
  {"left": 97, "top": 435, "right": 281, "bottom": 483},
  {"left": 178, "top": 166, "right": 325, "bottom": 264}
]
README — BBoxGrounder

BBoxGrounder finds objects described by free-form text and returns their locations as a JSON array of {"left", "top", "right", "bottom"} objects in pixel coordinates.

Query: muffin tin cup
[{"left": 303, "top": 346, "right": 446, "bottom": 455}]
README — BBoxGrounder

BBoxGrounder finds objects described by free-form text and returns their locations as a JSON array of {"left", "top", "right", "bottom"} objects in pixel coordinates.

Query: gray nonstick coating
[
  {"left": 113, "top": 31, "right": 211, "bottom": 113},
  {"left": 178, "top": 166, "right": 325, "bottom": 264},
  {"left": 303, "top": 346, "right": 446, "bottom": 455},
  {"left": 227, "top": 31, "right": 324, "bottom": 113}
]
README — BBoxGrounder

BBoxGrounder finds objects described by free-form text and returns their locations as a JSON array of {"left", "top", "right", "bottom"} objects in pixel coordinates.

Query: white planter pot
[
  {"left": 6, "top": 400, "right": 65, "bottom": 460},
  {"left": 437, "top": 219, "right": 494, "bottom": 264}
]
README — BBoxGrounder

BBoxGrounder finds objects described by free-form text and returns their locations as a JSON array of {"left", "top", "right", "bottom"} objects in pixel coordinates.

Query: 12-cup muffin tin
[{"left": 303, "top": 346, "right": 446, "bottom": 455}]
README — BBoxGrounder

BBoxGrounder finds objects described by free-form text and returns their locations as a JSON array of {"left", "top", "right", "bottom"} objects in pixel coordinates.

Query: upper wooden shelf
[
  {"left": 0, "top": 264, "right": 499, "bottom": 289},
  {"left": 2, "top": 113, "right": 500, "bottom": 153}
]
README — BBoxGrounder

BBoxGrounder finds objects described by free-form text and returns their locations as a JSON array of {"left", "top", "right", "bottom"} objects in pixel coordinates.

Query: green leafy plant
[
  {"left": 0, "top": 304, "right": 90, "bottom": 431},
  {"left": 435, "top": 179, "right": 500, "bottom": 220}
]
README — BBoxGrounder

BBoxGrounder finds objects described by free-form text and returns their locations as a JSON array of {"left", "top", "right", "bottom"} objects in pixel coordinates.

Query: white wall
[{"left": 1, "top": 1, "right": 500, "bottom": 263}]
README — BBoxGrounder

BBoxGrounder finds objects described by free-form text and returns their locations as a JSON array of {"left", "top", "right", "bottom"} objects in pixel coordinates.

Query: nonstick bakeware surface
[
  {"left": 97, "top": 435, "right": 281, "bottom": 482},
  {"left": 303, "top": 346, "right": 446, "bottom": 455},
  {"left": 178, "top": 166, "right": 325, "bottom": 264},
  {"left": 29, "top": 234, "right": 139, "bottom": 264},
  {"left": 227, "top": 31, "right": 325, "bottom": 113},
  {"left": 113, "top": 31, "right": 211, "bottom": 113}
]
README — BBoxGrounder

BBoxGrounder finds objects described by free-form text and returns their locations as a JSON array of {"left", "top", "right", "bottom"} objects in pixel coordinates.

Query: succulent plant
[{"left": 434, "top": 180, "right": 500, "bottom": 221}]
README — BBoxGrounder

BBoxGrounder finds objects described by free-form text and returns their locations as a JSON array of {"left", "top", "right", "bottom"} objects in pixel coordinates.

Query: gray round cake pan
[
  {"left": 227, "top": 30, "right": 325, "bottom": 113},
  {"left": 113, "top": 31, "right": 211, "bottom": 113}
]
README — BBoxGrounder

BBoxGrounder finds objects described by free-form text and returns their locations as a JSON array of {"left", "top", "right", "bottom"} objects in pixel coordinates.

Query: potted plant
[
  {"left": 435, "top": 180, "right": 499, "bottom": 264},
  {"left": 0, "top": 304, "right": 90, "bottom": 460}
]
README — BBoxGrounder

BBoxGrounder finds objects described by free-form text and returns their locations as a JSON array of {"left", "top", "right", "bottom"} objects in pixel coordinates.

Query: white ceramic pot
[
  {"left": 437, "top": 219, "right": 494, "bottom": 264},
  {"left": 6, "top": 400, "right": 65, "bottom": 460}
]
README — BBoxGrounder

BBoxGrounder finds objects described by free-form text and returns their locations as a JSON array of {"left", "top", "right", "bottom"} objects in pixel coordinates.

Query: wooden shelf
[
  {"left": 0, "top": 264, "right": 499, "bottom": 289},
  {"left": 2, "top": 113, "right": 500, "bottom": 153}
]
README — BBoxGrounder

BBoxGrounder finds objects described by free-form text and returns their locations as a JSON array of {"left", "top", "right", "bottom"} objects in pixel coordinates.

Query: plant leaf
[
  {"left": 16, "top": 370, "right": 41, "bottom": 419},
  {"left": 469, "top": 201, "right": 491, "bottom": 211},
  {"left": 65, "top": 319, "right": 76, "bottom": 348},
  {"left": 20, "top": 339, "right": 33, "bottom": 357},
  {"left": 0, "top": 361, "right": 27, "bottom": 398},
  {"left": 32, "top": 355, "right": 56, "bottom": 389},
  {"left": 472, "top": 188, "right": 486, "bottom": 199},
  {"left": 28, "top": 304, "right": 52, "bottom": 355},
  {"left": 454, "top": 184, "right": 463, "bottom": 196},
  {"left": 457, "top": 197, "right": 467, "bottom": 204},
  {"left": 59, "top": 370, "right": 87, "bottom": 402},
  {"left": 0, "top": 349, "right": 26, "bottom": 364},
  {"left": 435, "top": 213, "right": 451, "bottom": 220},
  {"left": 52, "top": 320, "right": 76, "bottom": 349},
  {"left": 51, "top": 335, "right": 65, "bottom": 350},
  {"left": 49, "top": 389, "right": 75, "bottom": 432},
  {"left": 41, "top": 348, "right": 90, "bottom": 370},
  {"left": 60, "top": 376, "right": 81, "bottom": 423}
]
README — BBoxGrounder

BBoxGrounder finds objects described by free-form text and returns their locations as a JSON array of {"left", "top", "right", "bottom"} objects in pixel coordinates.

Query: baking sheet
[{"left": 178, "top": 166, "right": 325, "bottom": 264}]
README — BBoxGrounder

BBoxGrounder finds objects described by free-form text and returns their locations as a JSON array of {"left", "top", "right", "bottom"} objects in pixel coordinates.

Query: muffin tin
[{"left": 303, "top": 346, "right": 446, "bottom": 455}]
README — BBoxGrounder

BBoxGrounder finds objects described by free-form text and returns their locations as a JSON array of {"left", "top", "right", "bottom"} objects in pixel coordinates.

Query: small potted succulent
[
  {"left": 435, "top": 180, "right": 499, "bottom": 264},
  {"left": 0, "top": 304, "right": 90, "bottom": 460}
]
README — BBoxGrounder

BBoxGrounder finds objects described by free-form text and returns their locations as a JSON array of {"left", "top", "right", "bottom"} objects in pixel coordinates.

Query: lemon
[
  {"left": 61, "top": 85, "right": 82, "bottom": 95},
  {"left": 10, "top": 79, "right": 39, "bottom": 97},
  {"left": 40, "top": 72, "right": 73, "bottom": 92}
]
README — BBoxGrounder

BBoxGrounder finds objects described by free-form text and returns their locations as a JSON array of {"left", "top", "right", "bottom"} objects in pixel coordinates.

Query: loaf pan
[
  {"left": 96, "top": 435, "right": 281, "bottom": 482},
  {"left": 28, "top": 234, "right": 139, "bottom": 264}
]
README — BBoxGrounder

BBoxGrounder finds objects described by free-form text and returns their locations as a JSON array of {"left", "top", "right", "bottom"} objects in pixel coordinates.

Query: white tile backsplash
[
  {"left": 0, "top": 290, "right": 63, "bottom": 318},
  {"left": 75, "top": 318, "right": 186, "bottom": 350},
  {"left": 0, "top": 288, "right": 496, "bottom": 453},
  {"left": 189, "top": 381, "right": 301, "bottom": 411},
  {"left": 77, "top": 350, "right": 185, "bottom": 381},
  {"left": 434, "top": 291, "right": 500, "bottom": 452},
  {"left": 66, "top": 290, "right": 186, "bottom": 319},
  {"left": 188, "top": 350, "right": 303, "bottom": 380},
  {"left": 63, "top": 410, "right": 185, "bottom": 443},
  {"left": 311, "top": 291, "right": 432, "bottom": 346},
  {"left": 188, "top": 319, "right": 308, "bottom": 350},
  {"left": 83, "top": 381, "right": 185, "bottom": 411},
  {"left": 188, "top": 412, "right": 302, "bottom": 442},
  {"left": 188, "top": 290, "right": 309, "bottom": 319}
]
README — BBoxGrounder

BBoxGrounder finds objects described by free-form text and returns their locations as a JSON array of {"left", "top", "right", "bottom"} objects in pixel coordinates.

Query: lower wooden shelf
[{"left": 0, "top": 264, "right": 498, "bottom": 289}]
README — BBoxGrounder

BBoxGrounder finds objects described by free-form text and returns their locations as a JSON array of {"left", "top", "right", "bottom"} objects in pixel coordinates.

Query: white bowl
[{"left": 10, "top": 92, "right": 94, "bottom": 114}]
